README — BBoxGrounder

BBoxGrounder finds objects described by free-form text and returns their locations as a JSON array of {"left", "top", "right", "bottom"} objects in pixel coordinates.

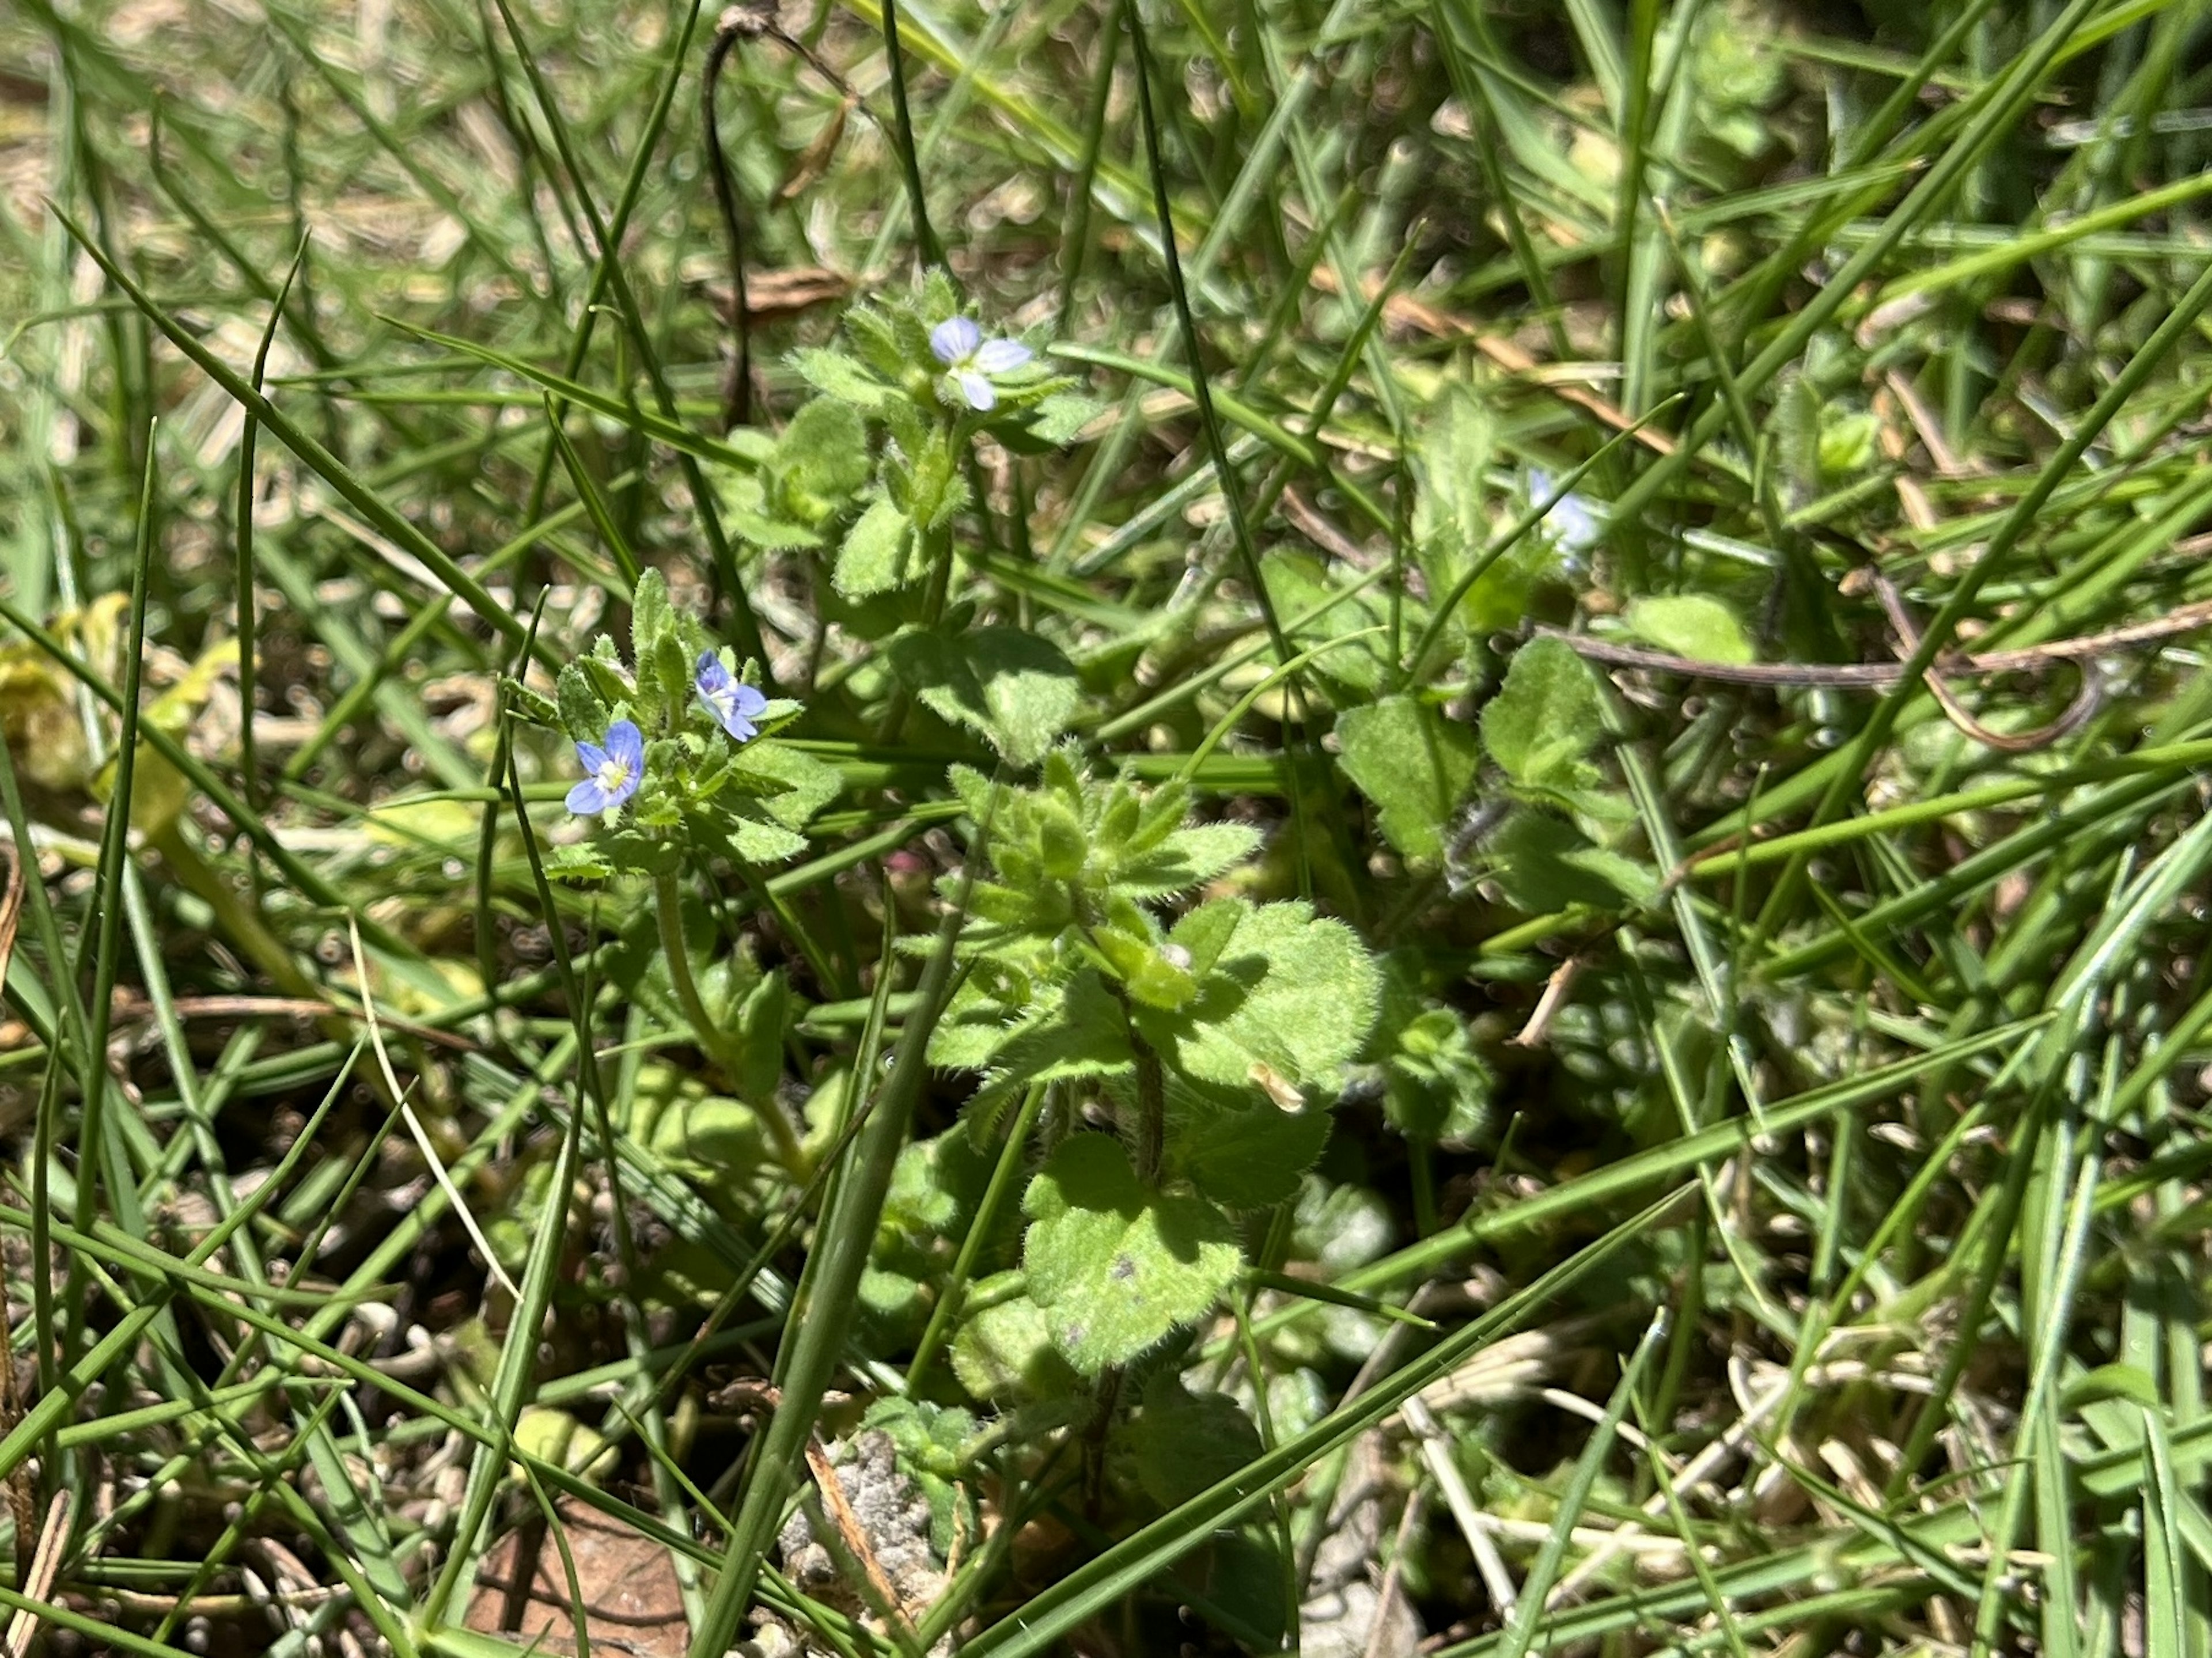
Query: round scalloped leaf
[{"left": 1020, "top": 1136, "right": 1240, "bottom": 1376}]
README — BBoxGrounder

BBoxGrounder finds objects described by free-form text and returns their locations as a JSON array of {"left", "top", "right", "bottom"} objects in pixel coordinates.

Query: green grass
[{"left": 5, "top": 0, "right": 2212, "bottom": 1655}]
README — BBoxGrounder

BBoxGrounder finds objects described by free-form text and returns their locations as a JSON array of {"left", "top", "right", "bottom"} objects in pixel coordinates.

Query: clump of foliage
[{"left": 7, "top": 1, "right": 2212, "bottom": 1656}]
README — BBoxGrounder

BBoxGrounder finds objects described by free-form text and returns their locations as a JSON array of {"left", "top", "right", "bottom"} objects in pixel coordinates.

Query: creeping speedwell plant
[
  {"left": 928, "top": 752, "right": 1381, "bottom": 1380},
  {"left": 711, "top": 274, "right": 1103, "bottom": 765},
  {"left": 506, "top": 567, "right": 833, "bottom": 1171}
]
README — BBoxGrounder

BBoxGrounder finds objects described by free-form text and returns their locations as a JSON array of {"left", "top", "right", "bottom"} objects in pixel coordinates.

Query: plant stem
[
  {"left": 1131, "top": 1038, "right": 1164, "bottom": 1187},
  {"left": 654, "top": 867, "right": 806, "bottom": 1177}
]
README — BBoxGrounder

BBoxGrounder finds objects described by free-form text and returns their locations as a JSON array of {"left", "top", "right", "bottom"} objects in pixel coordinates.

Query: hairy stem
[{"left": 1131, "top": 1035, "right": 1165, "bottom": 1188}]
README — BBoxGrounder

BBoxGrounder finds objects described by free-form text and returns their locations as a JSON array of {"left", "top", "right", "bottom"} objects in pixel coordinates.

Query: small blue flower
[
  {"left": 695, "top": 652, "right": 769, "bottom": 742},
  {"left": 567, "top": 719, "right": 644, "bottom": 816},
  {"left": 930, "top": 315, "right": 1033, "bottom": 412},
  {"left": 1528, "top": 466, "right": 1603, "bottom": 555}
]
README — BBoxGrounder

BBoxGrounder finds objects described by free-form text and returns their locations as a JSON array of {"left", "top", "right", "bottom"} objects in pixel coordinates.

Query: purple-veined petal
[
  {"left": 574, "top": 740, "right": 609, "bottom": 775},
  {"left": 603, "top": 763, "right": 641, "bottom": 807},
  {"left": 695, "top": 650, "right": 733, "bottom": 695},
  {"left": 930, "top": 316, "right": 981, "bottom": 365},
  {"left": 604, "top": 719, "right": 645, "bottom": 771},
  {"left": 567, "top": 777, "right": 612, "bottom": 815},
  {"left": 716, "top": 681, "right": 769, "bottom": 742},
  {"left": 706, "top": 693, "right": 749, "bottom": 741},
  {"left": 972, "top": 338, "right": 1032, "bottom": 374},
  {"left": 957, "top": 370, "right": 998, "bottom": 412}
]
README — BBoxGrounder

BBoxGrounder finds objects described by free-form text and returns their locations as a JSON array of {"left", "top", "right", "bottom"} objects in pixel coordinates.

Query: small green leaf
[
  {"left": 1412, "top": 384, "right": 1494, "bottom": 565},
  {"left": 729, "top": 741, "right": 840, "bottom": 830},
  {"left": 1166, "top": 899, "right": 1243, "bottom": 980},
  {"left": 545, "top": 841, "right": 616, "bottom": 882},
  {"left": 650, "top": 630, "right": 690, "bottom": 716},
  {"left": 732, "top": 970, "right": 787, "bottom": 1107},
  {"left": 1625, "top": 594, "right": 1755, "bottom": 665},
  {"left": 629, "top": 567, "right": 672, "bottom": 667},
  {"left": 776, "top": 396, "right": 871, "bottom": 508},
  {"left": 556, "top": 662, "right": 606, "bottom": 745},
  {"left": 1488, "top": 809, "right": 1656, "bottom": 914},
  {"left": 835, "top": 495, "right": 914, "bottom": 598},
  {"left": 953, "top": 1275, "right": 1080, "bottom": 1401},
  {"left": 717, "top": 473, "right": 821, "bottom": 549},
  {"left": 1021, "top": 1135, "right": 1241, "bottom": 1375},
  {"left": 1139, "top": 900, "right": 1380, "bottom": 1096},
  {"left": 1336, "top": 694, "right": 1479, "bottom": 863},
  {"left": 888, "top": 626, "right": 1082, "bottom": 767},
  {"left": 722, "top": 813, "right": 810, "bottom": 863},
  {"left": 1771, "top": 369, "right": 1823, "bottom": 512},
  {"left": 937, "top": 968, "right": 1135, "bottom": 1088},
  {"left": 1383, "top": 1007, "right": 1495, "bottom": 1145},
  {"left": 1167, "top": 1081, "right": 1332, "bottom": 1208},
  {"left": 1481, "top": 636, "right": 1605, "bottom": 796},
  {"left": 1028, "top": 392, "right": 1104, "bottom": 445},
  {"left": 645, "top": 1083, "right": 770, "bottom": 1194},
  {"left": 1819, "top": 409, "right": 1878, "bottom": 479},
  {"left": 792, "top": 346, "right": 894, "bottom": 411},
  {"left": 1131, "top": 1375, "right": 1264, "bottom": 1509},
  {"left": 902, "top": 428, "right": 968, "bottom": 529},
  {"left": 1116, "top": 822, "right": 1263, "bottom": 897}
]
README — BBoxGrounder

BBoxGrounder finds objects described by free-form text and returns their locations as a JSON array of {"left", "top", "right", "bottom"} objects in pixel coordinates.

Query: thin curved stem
[
  {"left": 654, "top": 867, "right": 806, "bottom": 1175},
  {"left": 702, "top": 18, "right": 753, "bottom": 430}
]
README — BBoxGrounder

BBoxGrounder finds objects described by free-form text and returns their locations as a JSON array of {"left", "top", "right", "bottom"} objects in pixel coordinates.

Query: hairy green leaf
[
  {"left": 1626, "top": 594, "right": 1755, "bottom": 665},
  {"left": 834, "top": 494, "right": 914, "bottom": 598},
  {"left": 1336, "top": 694, "right": 1479, "bottom": 862},
  {"left": 889, "top": 626, "right": 1081, "bottom": 765},
  {"left": 1481, "top": 636, "right": 1605, "bottom": 797},
  {"left": 1021, "top": 1136, "right": 1241, "bottom": 1375}
]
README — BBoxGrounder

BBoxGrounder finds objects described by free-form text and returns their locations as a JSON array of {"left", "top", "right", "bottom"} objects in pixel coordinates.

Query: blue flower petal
[
  {"left": 605, "top": 719, "right": 645, "bottom": 772},
  {"left": 973, "top": 338, "right": 1032, "bottom": 374},
  {"left": 930, "top": 316, "right": 981, "bottom": 365},
  {"left": 695, "top": 654, "right": 770, "bottom": 741},
  {"left": 957, "top": 370, "right": 998, "bottom": 412},
  {"left": 1552, "top": 494, "right": 1602, "bottom": 552},
  {"left": 575, "top": 739, "right": 608, "bottom": 773},
  {"left": 567, "top": 777, "right": 612, "bottom": 815}
]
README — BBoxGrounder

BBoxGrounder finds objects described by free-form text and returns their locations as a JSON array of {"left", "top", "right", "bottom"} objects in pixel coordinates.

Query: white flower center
[{"left": 596, "top": 756, "right": 632, "bottom": 791}]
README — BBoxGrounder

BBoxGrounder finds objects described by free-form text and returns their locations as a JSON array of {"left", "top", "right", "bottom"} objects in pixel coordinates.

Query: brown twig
[
  {"left": 804, "top": 1437, "right": 925, "bottom": 1649},
  {"left": 5, "top": 1490, "right": 70, "bottom": 1658},
  {"left": 1509, "top": 957, "right": 1584, "bottom": 1050},
  {"left": 1279, "top": 487, "right": 1375, "bottom": 567},
  {"left": 1868, "top": 571, "right": 2103, "bottom": 754}
]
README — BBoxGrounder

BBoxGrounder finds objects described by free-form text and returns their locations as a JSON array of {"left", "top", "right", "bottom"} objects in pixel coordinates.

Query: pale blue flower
[
  {"left": 696, "top": 652, "right": 768, "bottom": 742},
  {"left": 930, "top": 315, "right": 1033, "bottom": 412},
  {"left": 567, "top": 719, "right": 644, "bottom": 815},
  {"left": 1528, "top": 466, "right": 1603, "bottom": 553}
]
